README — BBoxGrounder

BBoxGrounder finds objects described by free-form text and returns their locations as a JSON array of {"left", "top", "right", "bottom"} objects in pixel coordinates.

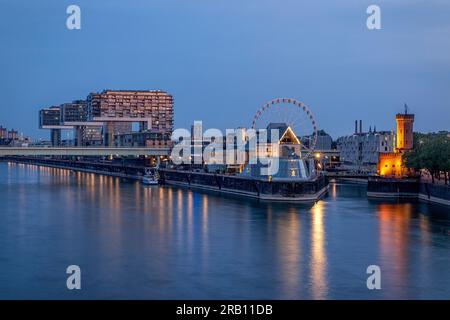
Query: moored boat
[{"left": 142, "top": 168, "right": 159, "bottom": 186}]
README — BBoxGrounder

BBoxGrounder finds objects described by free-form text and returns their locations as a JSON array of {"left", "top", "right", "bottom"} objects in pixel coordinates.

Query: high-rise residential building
[
  {"left": 39, "top": 106, "right": 66, "bottom": 146},
  {"left": 59, "top": 100, "right": 107, "bottom": 146},
  {"left": 111, "top": 122, "right": 133, "bottom": 135},
  {"left": 87, "top": 89, "right": 174, "bottom": 132},
  {"left": 39, "top": 106, "right": 62, "bottom": 127},
  {"left": 38, "top": 90, "right": 174, "bottom": 147},
  {"left": 60, "top": 101, "right": 89, "bottom": 146},
  {"left": 60, "top": 100, "right": 88, "bottom": 123},
  {"left": 86, "top": 90, "right": 173, "bottom": 146}
]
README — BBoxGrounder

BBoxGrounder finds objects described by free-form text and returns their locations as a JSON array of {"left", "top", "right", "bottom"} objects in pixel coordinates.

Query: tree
[
  {"left": 403, "top": 132, "right": 450, "bottom": 184},
  {"left": 442, "top": 137, "right": 450, "bottom": 185}
]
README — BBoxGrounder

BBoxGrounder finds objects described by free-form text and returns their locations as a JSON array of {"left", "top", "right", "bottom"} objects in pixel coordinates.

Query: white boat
[{"left": 142, "top": 168, "right": 159, "bottom": 186}]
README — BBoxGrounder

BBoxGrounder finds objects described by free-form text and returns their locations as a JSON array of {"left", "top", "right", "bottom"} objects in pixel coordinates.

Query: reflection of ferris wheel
[{"left": 252, "top": 98, "right": 318, "bottom": 158}]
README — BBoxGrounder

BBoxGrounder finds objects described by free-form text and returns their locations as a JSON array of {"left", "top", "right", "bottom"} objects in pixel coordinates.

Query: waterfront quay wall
[
  {"left": 419, "top": 182, "right": 450, "bottom": 206},
  {"left": 367, "top": 177, "right": 450, "bottom": 206},
  {"left": 3, "top": 156, "right": 146, "bottom": 180},
  {"left": 159, "top": 169, "right": 329, "bottom": 202},
  {"left": 325, "top": 172, "right": 370, "bottom": 184}
]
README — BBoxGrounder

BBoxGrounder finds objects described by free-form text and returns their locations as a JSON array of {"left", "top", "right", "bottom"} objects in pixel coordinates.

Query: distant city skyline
[{"left": 1, "top": 0, "right": 449, "bottom": 140}]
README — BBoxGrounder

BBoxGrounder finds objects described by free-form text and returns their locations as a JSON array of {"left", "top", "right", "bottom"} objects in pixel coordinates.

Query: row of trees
[{"left": 404, "top": 132, "right": 450, "bottom": 184}]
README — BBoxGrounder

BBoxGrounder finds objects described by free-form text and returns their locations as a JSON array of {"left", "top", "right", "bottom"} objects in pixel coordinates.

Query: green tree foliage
[{"left": 403, "top": 132, "right": 450, "bottom": 184}]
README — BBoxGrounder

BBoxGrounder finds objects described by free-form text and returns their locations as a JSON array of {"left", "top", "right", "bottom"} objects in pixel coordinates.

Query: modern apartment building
[
  {"left": 87, "top": 90, "right": 174, "bottom": 137},
  {"left": 39, "top": 106, "right": 66, "bottom": 146},
  {"left": 60, "top": 100, "right": 88, "bottom": 123},
  {"left": 39, "top": 106, "right": 63, "bottom": 128},
  {"left": 39, "top": 90, "right": 174, "bottom": 147}
]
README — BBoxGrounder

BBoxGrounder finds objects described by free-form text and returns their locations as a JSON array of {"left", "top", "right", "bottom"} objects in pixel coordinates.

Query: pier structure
[{"left": 159, "top": 169, "right": 328, "bottom": 202}]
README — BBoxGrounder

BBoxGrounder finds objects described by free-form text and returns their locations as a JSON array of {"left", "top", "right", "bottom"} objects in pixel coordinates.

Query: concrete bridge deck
[
  {"left": 0, "top": 147, "right": 170, "bottom": 157},
  {"left": 0, "top": 147, "right": 338, "bottom": 158}
]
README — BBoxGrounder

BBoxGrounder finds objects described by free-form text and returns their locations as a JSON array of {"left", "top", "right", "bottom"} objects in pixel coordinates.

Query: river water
[{"left": 0, "top": 162, "right": 449, "bottom": 299}]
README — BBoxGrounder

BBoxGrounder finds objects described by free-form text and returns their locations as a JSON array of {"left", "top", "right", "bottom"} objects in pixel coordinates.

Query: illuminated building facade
[
  {"left": 87, "top": 90, "right": 174, "bottom": 146},
  {"left": 395, "top": 113, "right": 415, "bottom": 151},
  {"left": 240, "top": 123, "right": 316, "bottom": 180},
  {"left": 378, "top": 110, "right": 415, "bottom": 177}
]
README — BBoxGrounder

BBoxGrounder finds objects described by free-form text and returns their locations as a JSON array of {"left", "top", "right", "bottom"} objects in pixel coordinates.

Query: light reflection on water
[
  {"left": 0, "top": 163, "right": 449, "bottom": 299},
  {"left": 311, "top": 201, "right": 326, "bottom": 300}
]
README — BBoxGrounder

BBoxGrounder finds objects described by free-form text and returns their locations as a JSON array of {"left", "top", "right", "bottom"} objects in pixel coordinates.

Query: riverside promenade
[
  {"left": 367, "top": 177, "right": 450, "bottom": 207},
  {"left": 2, "top": 156, "right": 148, "bottom": 180}
]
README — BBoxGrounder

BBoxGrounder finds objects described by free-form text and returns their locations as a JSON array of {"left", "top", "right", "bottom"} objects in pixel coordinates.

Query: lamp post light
[{"left": 315, "top": 153, "right": 322, "bottom": 171}]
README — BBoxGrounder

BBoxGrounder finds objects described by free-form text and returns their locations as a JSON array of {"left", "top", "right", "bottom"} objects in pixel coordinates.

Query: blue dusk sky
[{"left": 0, "top": 0, "right": 449, "bottom": 140}]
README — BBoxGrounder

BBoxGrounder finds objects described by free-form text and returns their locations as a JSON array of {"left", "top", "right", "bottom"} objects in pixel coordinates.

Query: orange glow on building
[
  {"left": 395, "top": 113, "right": 415, "bottom": 151},
  {"left": 378, "top": 153, "right": 404, "bottom": 177},
  {"left": 377, "top": 110, "right": 414, "bottom": 177}
]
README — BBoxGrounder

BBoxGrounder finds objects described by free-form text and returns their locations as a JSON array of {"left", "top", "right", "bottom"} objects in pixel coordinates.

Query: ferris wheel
[{"left": 252, "top": 98, "right": 318, "bottom": 158}]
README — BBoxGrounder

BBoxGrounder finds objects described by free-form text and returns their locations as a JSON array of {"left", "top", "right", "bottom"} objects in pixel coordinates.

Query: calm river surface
[{"left": 0, "top": 162, "right": 449, "bottom": 299}]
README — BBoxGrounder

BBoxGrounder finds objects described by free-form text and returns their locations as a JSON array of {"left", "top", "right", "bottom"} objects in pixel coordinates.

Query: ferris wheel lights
[{"left": 252, "top": 97, "right": 318, "bottom": 158}]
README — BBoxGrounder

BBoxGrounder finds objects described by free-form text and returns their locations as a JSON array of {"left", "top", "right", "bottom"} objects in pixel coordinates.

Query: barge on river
[{"left": 159, "top": 169, "right": 328, "bottom": 202}]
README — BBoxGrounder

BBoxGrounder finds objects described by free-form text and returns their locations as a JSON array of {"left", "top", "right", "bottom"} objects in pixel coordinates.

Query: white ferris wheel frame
[{"left": 251, "top": 98, "right": 318, "bottom": 158}]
